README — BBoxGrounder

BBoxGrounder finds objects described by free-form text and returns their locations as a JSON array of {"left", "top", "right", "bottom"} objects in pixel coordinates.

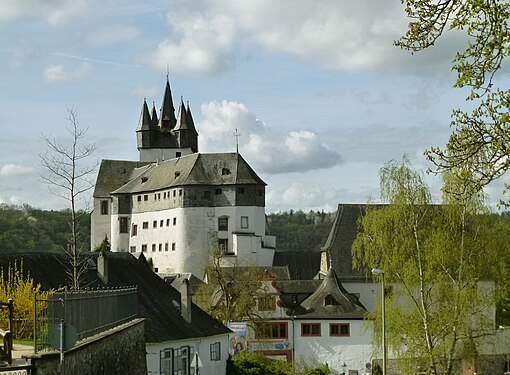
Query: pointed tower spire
[
  {"left": 158, "top": 78, "right": 176, "bottom": 130},
  {"left": 136, "top": 99, "right": 154, "bottom": 150},
  {"left": 151, "top": 101, "right": 158, "bottom": 127},
  {"left": 174, "top": 98, "right": 188, "bottom": 131},
  {"left": 136, "top": 99, "right": 152, "bottom": 131},
  {"left": 185, "top": 101, "right": 198, "bottom": 153}
]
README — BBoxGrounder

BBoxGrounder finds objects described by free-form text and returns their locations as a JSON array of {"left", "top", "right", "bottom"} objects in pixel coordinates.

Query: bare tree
[{"left": 39, "top": 107, "right": 98, "bottom": 289}]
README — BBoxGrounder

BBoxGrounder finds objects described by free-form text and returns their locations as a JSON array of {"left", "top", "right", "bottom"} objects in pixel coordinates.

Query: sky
[{"left": 0, "top": 0, "right": 506, "bottom": 213}]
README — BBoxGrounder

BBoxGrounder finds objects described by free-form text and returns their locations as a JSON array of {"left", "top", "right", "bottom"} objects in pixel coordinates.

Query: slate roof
[
  {"left": 112, "top": 152, "right": 265, "bottom": 194},
  {"left": 93, "top": 159, "right": 151, "bottom": 197},
  {"left": 0, "top": 252, "right": 230, "bottom": 343},
  {"left": 297, "top": 267, "right": 367, "bottom": 319},
  {"left": 273, "top": 251, "right": 321, "bottom": 280}
]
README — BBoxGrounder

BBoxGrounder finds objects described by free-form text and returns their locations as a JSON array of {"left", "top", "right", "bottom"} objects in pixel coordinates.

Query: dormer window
[
  {"left": 141, "top": 177, "right": 148, "bottom": 183},
  {"left": 174, "top": 171, "right": 180, "bottom": 178},
  {"left": 324, "top": 294, "right": 337, "bottom": 306},
  {"left": 221, "top": 168, "right": 230, "bottom": 175}
]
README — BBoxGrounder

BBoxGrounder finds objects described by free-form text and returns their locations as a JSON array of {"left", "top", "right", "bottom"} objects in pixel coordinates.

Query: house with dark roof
[
  {"left": 91, "top": 79, "right": 276, "bottom": 279},
  {"left": 0, "top": 251, "right": 231, "bottom": 375}
]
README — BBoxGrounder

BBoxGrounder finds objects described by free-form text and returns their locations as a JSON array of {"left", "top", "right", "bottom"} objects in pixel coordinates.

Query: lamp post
[{"left": 372, "top": 268, "right": 386, "bottom": 375}]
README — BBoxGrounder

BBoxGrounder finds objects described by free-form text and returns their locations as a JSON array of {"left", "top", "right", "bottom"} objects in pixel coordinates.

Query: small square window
[
  {"left": 130, "top": 246, "right": 136, "bottom": 253},
  {"left": 330, "top": 323, "right": 350, "bottom": 337},
  {"left": 241, "top": 216, "right": 249, "bottom": 229},
  {"left": 179, "top": 189, "right": 183, "bottom": 196},
  {"left": 218, "top": 239, "right": 229, "bottom": 254},
  {"left": 218, "top": 217, "right": 228, "bottom": 231},
  {"left": 142, "top": 222, "right": 149, "bottom": 229},
  {"left": 176, "top": 152, "right": 181, "bottom": 157},
  {"left": 165, "top": 243, "right": 169, "bottom": 251},
  {"left": 215, "top": 188, "right": 222, "bottom": 195},
  {"left": 152, "top": 244, "right": 156, "bottom": 252},
  {"left": 302, "top": 323, "right": 321, "bottom": 336},
  {"left": 144, "top": 195, "right": 148, "bottom": 201},
  {"left": 141, "top": 244, "right": 147, "bottom": 252},
  {"left": 137, "top": 195, "right": 141, "bottom": 202}
]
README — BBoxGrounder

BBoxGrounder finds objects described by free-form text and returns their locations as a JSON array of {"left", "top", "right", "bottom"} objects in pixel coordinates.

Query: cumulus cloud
[
  {"left": 197, "top": 100, "right": 341, "bottom": 174},
  {"left": 43, "top": 62, "right": 92, "bottom": 82},
  {"left": 0, "top": 164, "right": 34, "bottom": 176},
  {"left": 144, "top": 12, "right": 236, "bottom": 75},
  {"left": 0, "top": 0, "right": 87, "bottom": 25}
]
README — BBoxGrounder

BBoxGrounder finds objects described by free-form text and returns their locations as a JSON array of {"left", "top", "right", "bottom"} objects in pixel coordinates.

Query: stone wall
[{"left": 29, "top": 319, "right": 146, "bottom": 375}]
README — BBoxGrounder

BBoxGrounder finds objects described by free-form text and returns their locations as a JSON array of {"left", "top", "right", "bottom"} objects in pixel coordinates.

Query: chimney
[
  {"left": 181, "top": 278, "right": 192, "bottom": 323},
  {"left": 98, "top": 251, "right": 108, "bottom": 284}
]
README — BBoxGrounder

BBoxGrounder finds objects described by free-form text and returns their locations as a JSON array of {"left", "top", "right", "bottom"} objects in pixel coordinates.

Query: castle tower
[{"left": 136, "top": 78, "right": 198, "bottom": 162}]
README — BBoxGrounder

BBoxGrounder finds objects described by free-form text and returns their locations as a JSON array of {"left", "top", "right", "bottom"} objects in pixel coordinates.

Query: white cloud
[
  {"left": 266, "top": 180, "right": 340, "bottom": 212},
  {"left": 131, "top": 85, "right": 159, "bottom": 100},
  {"left": 0, "top": 164, "right": 34, "bottom": 176},
  {"left": 43, "top": 62, "right": 92, "bottom": 82},
  {"left": 144, "top": 12, "right": 236, "bottom": 75},
  {"left": 0, "top": 0, "right": 87, "bottom": 25},
  {"left": 198, "top": 100, "right": 341, "bottom": 173}
]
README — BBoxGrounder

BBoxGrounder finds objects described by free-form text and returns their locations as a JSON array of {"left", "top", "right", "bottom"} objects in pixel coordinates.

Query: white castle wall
[
  {"left": 139, "top": 147, "right": 194, "bottom": 162},
  {"left": 91, "top": 197, "right": 112, "bottom": 250}
]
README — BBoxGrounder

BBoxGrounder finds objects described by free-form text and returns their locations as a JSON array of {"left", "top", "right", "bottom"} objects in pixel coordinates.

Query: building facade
[{"left": 91, "top": 79, "right": 276, "bottom": 278}]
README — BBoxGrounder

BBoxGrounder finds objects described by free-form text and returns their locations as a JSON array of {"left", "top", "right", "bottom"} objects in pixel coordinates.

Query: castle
[{"left": 91, "top": 79, "right": 276, "bottom": 278}]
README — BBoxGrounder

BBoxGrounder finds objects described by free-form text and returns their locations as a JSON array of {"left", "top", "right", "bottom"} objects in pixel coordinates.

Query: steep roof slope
[
  {"left": 0, "top": 252, "right": 230, "bottom": 343},
  {"left": 93, "top": 159, "right": 151, "bottom": 197},
  {"left": 112, "top": 152, "right": 265, "bottom": 194},
  {"left": 273, "top": 251, "right": 321, "bottom": 280}
]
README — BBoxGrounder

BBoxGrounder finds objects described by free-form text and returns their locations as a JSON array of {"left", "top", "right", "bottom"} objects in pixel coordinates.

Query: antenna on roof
[{"left": 233, "top": 128, "right": 241, "bottom": 153}]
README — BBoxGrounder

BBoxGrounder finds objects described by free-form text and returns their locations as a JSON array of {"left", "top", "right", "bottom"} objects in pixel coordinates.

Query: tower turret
[
  {"left": 136, "top": 99, "right": 154, "bottom": 150},
  {"left": 158, "top": 78, "right": 176, "bottom": 130}
]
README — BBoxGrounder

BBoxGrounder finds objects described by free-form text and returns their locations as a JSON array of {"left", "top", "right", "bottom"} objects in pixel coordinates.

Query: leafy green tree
[
  {"left": 352, "top": 157, "right": 509, "bottom": 375},
  {"left": 397, "top": 1, "right": 510, "bottom": 202}
]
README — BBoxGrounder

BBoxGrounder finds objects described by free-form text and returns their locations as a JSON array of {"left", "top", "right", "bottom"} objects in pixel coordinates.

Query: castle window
[
  {"left": 159, "top": 243, "right": 162, "bottom": 252},
  {"left": 144, "top": 195, "right": 148, "bottom": 201},
  {"left": 221, "top": 168, "right": 230, "bottom": 175},
  {"left": 204, "top": 191, "right": 211, "bottom": 199},
  {"left": 241, "top": 216, "right": 249, "bottom": 229},
  {"left": 218, "top": 217, "right": 228, "bottom": 231},
  {"left": 141, "top": 177, "right": 148, "bottom": 183},
  {"left": 100, "top": 200, "right": 109, "bottom": 215},
  {"left": 218, "top": 239, "right": 229, "bottom": 254},
  {"left": 176, "top": 152, "right": 181, "bottom": 157},
  {"left": 215, "top": 188, "right": 222, "bottom": 195},
  {"left": 119, "top": 217, "right": 128, "bottom": 233},
  {"left": 173, "top": 217, "right": 177, "bottom": 226},
  {"left": 165, "top": 243, "right": 169, "bottom": 251},
  {"left": 210, "top": 342, "right": 221, "bottom": 361},
  {"left": 174, "top": 171, "right": 180, "bottom": 178},
  {"left": 166, "top": 219, "right": 170, "bottom": 226},
  {"left": 301, "top": 323, "right": 321, "bottom": 337},
  {"left": 163, "top": 192, "right": 166, "bottom": 199},
  {"left": 154, "top": 267, "right": 158, "bottom": 273},
  {"left": 154, "top": 194, "right": 157, "bottom": 200},
  {"left": 171, "top": 243, "right": 176, "bottom": 251},
  {"left": 132, "top": 224, "right": 138, "bottom": 236},
  {"left": 158, "top": 193, "right": 161, "bottom": 200},
  {"left": 130, "top": 246, "right": 136, "bottom": 253},
  {"left": 256, "top": 322, "right": 287, "bottom": 339},
  {"left": 153, "top": 220, "right": 157, "bottom": 228},
  {"left": 330, "top": 323, "right": 350, "bottom": 337},
  {"left": 142, "top": 222, "right": 148, "bottom": 229},
  {"left": 160, "top": 220, "right": 164, "bottom": 227},
  {"left": 152, "top": 244, "right": 156, "bottom": 252},
  {"left": 179, "top": 189, "right": 182, "bottom": 196},
  {"left": 141, "top": 244, "right": 147, "bottom": 252},
  {"left": 137, "top": 195, "right": 141, "bottom": 202},
  {"left": 173, "top": 190, "right": 176, "bottom": 197}
]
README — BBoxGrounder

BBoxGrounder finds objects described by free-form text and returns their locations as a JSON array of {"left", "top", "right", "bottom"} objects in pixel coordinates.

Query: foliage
[
  {"left": 226, "top": 352, "right": 331, "bottom": 375},
  {"left": 0, "top": 204, "right": 91, "bottom": 252},
  {"left": 0, "top": 261, "right": 50, "bottom": 339},
  {"left": 39, "top": 107, "right": 97, "bottom": 289},
  {"left": 352, "top": 157, "right": 509, "bottom": 375},
  {"left": 396, "top": 0, "right": 510, "bottom": 203},
  {"left": 195, "top": 247, "right": 262, "bottom": 325},
  {"left": 267, "top": 210, "right": 334, "bottom": 252}
]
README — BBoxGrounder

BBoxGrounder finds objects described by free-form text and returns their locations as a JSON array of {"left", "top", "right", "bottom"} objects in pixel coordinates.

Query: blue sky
[{"left": 0, "top": 0, "right": 503, "bottom": 212}]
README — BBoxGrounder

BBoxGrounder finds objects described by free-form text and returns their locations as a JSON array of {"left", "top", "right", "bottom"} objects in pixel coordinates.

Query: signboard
[
  {"left": 228, "top": 322, "right": 248, "bottom": 354},
  {"left": 0, "top": 370, "right": 29, "bottom": 375}
]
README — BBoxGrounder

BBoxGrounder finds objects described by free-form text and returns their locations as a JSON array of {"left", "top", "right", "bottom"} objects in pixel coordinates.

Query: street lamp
[{"left": 372, "top": 268, "right": 386, "bottom": 375}]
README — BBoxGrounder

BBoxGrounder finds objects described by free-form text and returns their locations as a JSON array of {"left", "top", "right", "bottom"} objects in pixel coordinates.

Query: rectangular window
[
  {"left": 159, "top": 243, "right": 162, "bottom": 252},
  {"left": 218, "top": 239, "right": 229, "bottom": 254},
  {"left": 160, "top": 220, "right": 164, "bottom": 227},
  {"left": 100, "top": 200, "right": 109, "bottom": 215},
  {"left": 173, "top": 345, "right": 194, "bottom": 375},
  {"left": 176, "top": 151, "right": 181, "bottom": 157},
  {"left": 173, "top": 190, "right": 177, "bottom": 197},
  {"left": 132, "top": 224, "right": 138, "bottom": 236},
  {"left": 154, "top": 194, "right": 157, "bottom": 200},
  {"left": 130, "top": 246, "right": 136, "bottom": 253},
  {"left": 141, "top": 244, "right": 147, "bottom": 252},
  {"left": 119, "top": 217, "right": 128, "bottom": 233},
  {"left": 144, "top": 195, "right": 148, "bottom": 201},
  {"left": 124, "top": 195, "right": 130, "bottom": 203},
  {"left": 153, "top": 220, "right": 157, "bottom": 228},
  {"left": 165, "top": 243, "right": 169, "bottom": 251},
  {"left": 218, "top": 217, "right": 228, "bottom": 231},
  {"left": 256, "top": 322, "right": 288, "bottom": 339},
  {"left": 179, "top": 189, "right": 183, "bottom": 196},
  {"left": 160, "top": 349, "right": 172, "bottom": 375},
  {"left": 241, "top": 216, "right": 249, "bottom": 229},
  {"left": 142, "top": 222, "right": 148, "bottom": 229},
  {"left": 137, "top": 195, "right": 141, "bottom": 202},
  {"left": 172, "top": 243, "right": 176, "bottom": 251},
  {"left": 215, "top": 188, "right": 222, "bottom": 195},
  {"left": 210, "top": 342, "right": 221, "bottom": 361},
  {"left": 164, "top": 192, "right": 167, "bottom": 199},
  {"left": 158, "top": 193, "right": 161, "bottom": 200},
  {"left": 301, "top": 323, "right": 321, "bottom": 336},
  {"left": 166, "top": 219, "right": 170, "bottom": 226},
  {"left": 330, "top": 323, "right": 350, "bottom": 337},
  {"left": 173, "top": 217, "right": 177, "bottom": 226},
  {"left": 152, "top": 244, "right": 156, "bottom": 252},
  {"left": 258, "top": 295, "right": 276, "bottom": 311}
]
